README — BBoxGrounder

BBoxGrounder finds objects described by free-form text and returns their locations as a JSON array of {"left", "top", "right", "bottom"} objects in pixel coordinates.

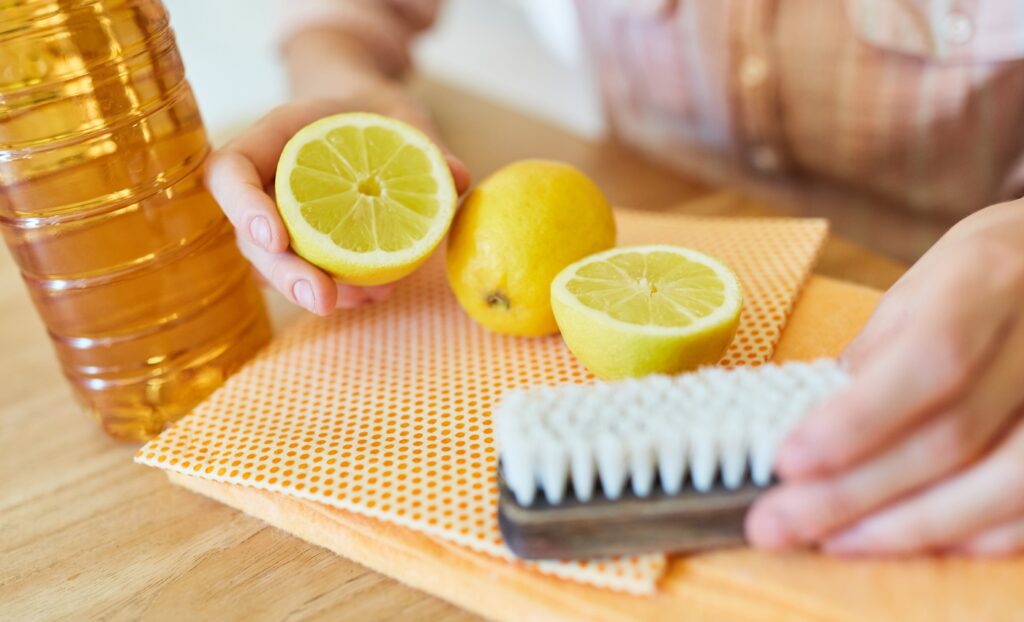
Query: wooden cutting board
[{"left": 169, "top": 276, "right": 1024, "bottom": 621}]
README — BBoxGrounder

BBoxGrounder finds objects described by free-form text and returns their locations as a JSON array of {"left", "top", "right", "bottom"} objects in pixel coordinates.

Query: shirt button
[
  {"left": 750, "top": 146, "right": 780, "bottom": 172},
  {"left": 942, "top": 11, "right": 974, "bottom": 46},
  {"left": 740, "top": 56, "right": 768, "bottom": 88}
]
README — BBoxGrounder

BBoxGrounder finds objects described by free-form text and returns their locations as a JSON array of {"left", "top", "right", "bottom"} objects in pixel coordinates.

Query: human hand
[
  {"left": 206, "top": 97, "right": 470, "bottom": 315},
  {"left": 746, "top": 200, "right": 1024, "bottom": 556}
]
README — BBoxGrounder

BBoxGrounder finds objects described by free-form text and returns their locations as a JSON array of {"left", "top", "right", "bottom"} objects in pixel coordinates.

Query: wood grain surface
[{"left": 2, "top": 79, "right": 908, "bottom": 621}]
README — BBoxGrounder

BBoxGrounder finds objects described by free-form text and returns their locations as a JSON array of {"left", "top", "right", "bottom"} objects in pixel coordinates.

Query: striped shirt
[{"left": 277, "top": 0, "right": 1024, "bottom": 258}]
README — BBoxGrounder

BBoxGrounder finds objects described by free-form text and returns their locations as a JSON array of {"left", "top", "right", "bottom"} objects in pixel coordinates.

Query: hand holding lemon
[{"left": 206, "top": 101, "right": 468, "bottom": 314}]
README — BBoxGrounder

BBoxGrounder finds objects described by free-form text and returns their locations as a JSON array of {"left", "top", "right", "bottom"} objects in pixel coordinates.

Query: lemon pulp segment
[
  {"left": 564, "top": 249, "right": 728, "bottom": 327},
  {"left": 276, "top": 113, "right": 457, "bottom": 285}
]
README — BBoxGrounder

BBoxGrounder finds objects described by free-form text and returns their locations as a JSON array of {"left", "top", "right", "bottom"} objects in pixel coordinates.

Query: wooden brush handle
[{"left": 497, "top": 474, "right": 766, "bottom": 560}]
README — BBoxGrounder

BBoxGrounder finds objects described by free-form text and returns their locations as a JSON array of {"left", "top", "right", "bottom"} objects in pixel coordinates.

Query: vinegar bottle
[{"left": 0, "top": 0, "right": 271, "bottom": 440}]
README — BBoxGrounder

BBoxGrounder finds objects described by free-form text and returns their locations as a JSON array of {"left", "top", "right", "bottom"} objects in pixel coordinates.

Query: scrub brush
[{"left": 494, "top": 359, "right": 849, "bottom": 559}]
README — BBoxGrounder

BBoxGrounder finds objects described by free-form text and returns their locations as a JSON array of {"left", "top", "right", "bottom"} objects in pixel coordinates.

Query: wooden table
[{"left": 1, "top": 79, "right": 908, "bottom": 621}]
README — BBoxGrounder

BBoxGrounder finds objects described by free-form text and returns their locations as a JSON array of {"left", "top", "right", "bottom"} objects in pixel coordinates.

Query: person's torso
[{"left": 574, "top": 0, "right": 1024, "bottom": 220}]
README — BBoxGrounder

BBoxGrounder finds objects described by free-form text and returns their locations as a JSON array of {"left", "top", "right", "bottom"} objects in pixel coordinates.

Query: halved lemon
[
  {"left": 275, "top": 112, "right": 458, "bottom": 285},
  {"left": 551, "top": 245, "right": 743, "bottom": 379}
]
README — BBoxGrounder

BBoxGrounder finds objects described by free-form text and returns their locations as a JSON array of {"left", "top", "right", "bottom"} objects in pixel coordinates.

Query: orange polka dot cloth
[{"left": 136, "top": 210, "right": 828, "bottom": 594}]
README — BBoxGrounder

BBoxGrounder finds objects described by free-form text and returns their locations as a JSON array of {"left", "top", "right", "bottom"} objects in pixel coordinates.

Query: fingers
[
  {"left": 207, "top": 150, "right": 290, "bottom": 253},
  {"left": 748, "top": 419, "right": 988, "bottom": 550},
  {"left": 955, "top": 516, "right": 1024, "bottom": 556},
  {"left": 237, "top": 238, "right": 338, "bottom": 315},
  {"left": 446, "top": 154, "right": 471, "bottom": 195},
  {"left": 838, "top": 284, "right": 908, "bottom": 372},
  {"left": 820, "top": 415, "right": 1024, "bottom": 556},
  {"left": 238, "top": 237, "right": 393, "bottom": 312},
  {"left": 748, "top": 420, "right": 979, "bottom": 550},
  {"left": 229, "top": 100, "right": 357, "bottom": 181},
  {"left": 361, "top": 283, "right": 397, "bottom": 303},
  {"left": 206, "top": 101, "right": 348, "bottom": 253},
  {"left": 335, "top": 283, "right": 368, "bottom": 309},
  {"left": 335, "top": 282, "right": 394, "bottom": 309},
  {"left": 750, "top": 316, "right": 1024, "bottom": 550},
  {"left": 776, "top": 257, "right": 1012, "bottom": 480}
]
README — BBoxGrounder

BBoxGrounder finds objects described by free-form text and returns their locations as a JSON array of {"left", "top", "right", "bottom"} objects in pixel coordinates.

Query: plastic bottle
[{"left": 0, "top": 0, "right": 271, "bottom": 440}]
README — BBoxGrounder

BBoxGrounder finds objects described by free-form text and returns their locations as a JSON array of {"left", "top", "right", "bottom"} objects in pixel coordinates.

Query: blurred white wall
[
  {"left": 164, "top": 0, "right": 604, "bottom": 142},
  {"left": 416, "top": 0, "right": 604, "bottom": 138},
  {"left": 164, "top": 0, "right": 285, "bottom": 140}
]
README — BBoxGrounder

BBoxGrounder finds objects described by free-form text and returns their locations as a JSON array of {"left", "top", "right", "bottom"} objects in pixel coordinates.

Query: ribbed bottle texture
[{"left": 0, "top": 0, "right": 271, "bottom": 440}]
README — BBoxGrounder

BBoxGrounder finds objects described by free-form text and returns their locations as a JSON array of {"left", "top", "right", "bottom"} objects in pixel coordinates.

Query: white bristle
[
  {"left": 503, "top": 439, "right": 537, "bottom": 506},
  {"left": 628, "top": 433, "right": 656, "bottom": 497},
  {"left": 539, "top": 437, "right": 568, "bottom": 504},
  {"left": 720, "top": 422, "right": 748, "bottom": 490},
  {"left": 750, "top": 431, "right": 778, "bottom": 487},
  {"left": 595, "top": 433, "right": 627, "bottom": 500},
  {"left": 656, "top": 427, "right": 686, "bottom": 494},
  {"left": 568, "top": 438, "right": 596, "bottom": 502},
  {"left": 689, "top": 427, "right": 717, "bottom": 492},
  {"left": 494, "top": 359, "right": 849, "bottom": 505}
]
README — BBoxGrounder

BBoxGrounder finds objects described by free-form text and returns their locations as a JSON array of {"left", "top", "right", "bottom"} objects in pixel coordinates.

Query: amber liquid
[{"left": 0, "top": 0, "right": 270, "bottom": 439}]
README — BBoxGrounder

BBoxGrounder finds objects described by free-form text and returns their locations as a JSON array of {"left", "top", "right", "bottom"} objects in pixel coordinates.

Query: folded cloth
[{"left": 137, "top": 210, "right": 829, "bottom": 594}]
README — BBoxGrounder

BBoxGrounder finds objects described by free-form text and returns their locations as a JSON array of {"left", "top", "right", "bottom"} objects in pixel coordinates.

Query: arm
[
  {"left": 205, "top": 0, "right": 468, "bottom": 315},
  {"left": 278, "top": 0, "right": 444, "bottom": 132}
]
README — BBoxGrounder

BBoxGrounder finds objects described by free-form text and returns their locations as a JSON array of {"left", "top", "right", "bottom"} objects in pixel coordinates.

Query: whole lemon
[{"left": 446, "top": 160, "right": 616, "bottom": 336}]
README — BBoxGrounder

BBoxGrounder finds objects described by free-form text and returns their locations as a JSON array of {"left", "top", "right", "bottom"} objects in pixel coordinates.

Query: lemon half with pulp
[
  {"left": 551, "top": 244, "right": 743, "bottom": 379},
  {"left": 275, "top": 112, "right": 458, "bottom": 285}
]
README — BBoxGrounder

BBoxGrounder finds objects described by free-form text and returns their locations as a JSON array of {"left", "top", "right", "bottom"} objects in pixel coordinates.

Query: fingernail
[
  {"left": 747, "top": 508, "right": 794, "bottom": 550},
  {"left": 292, "top": 280, "right": 316, "bottom": 312},
  {"left": 250, "top": 216, "right": 271, "bottom": 250}
]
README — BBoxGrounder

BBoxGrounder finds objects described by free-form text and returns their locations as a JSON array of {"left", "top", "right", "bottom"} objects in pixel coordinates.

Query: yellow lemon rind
[{"left": 550, "top": 244, "right": 743, "bottom": 379}]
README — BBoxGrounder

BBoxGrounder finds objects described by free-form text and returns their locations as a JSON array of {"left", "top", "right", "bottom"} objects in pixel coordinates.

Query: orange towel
[{"left": 138, "top": 211, "right": 830, "bottom": 593}]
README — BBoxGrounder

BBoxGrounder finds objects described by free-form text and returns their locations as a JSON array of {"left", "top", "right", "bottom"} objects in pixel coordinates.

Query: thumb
[{"left": 445, "top": 154, "right": 471, "bottom": 195}]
